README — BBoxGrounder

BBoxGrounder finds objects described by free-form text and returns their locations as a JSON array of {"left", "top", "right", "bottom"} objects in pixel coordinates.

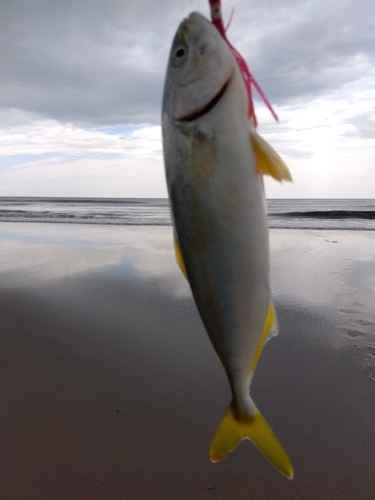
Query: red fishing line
[{"left": 208, "top": 0, "right": 278, "bottom": 127}]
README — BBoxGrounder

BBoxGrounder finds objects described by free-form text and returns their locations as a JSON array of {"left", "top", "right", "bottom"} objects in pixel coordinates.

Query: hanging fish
[{"left": 162, "top": 8, "right": 293, "bottom": 479}]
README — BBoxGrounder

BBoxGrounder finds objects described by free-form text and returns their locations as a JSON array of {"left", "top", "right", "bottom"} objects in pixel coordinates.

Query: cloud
[
  {"left": 0, "top": 0, "right": 374, "bottom": 198},
  {"left": 0, "top": 0, "right": 203, "bottom": 126},
  {"left": 346, "top": 111, "right": 375, "bottom": 139},
  {"left": 0, "top": 121, "right": 167, "bottom": 197},
  {"left": 1, "top": 0, "right": 374, "bottom": 126},
  {"left": 0, "top": 116, "right": 162, "bottom": 157},
  {"left": 230, "top": 0, "right": 375, "bottom": 104},
  {"left": 257, "top": 75, "right": 375, "bottom": 198}
]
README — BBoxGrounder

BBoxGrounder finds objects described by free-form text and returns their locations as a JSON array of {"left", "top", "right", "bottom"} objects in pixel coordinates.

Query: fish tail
[{"left": 209, "top": 403, "right": 293, "bottom": 479}]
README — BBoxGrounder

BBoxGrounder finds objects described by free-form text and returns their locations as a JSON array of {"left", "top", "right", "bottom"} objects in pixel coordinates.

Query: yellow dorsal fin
[
  {"left": 210, "top": 404, "right": 293, "bottom": 479},
  {"left": 173, "top": 233, "right": 188, "bottom": 279},
  {"left": 251, "top": 302, "right": 279, "bottom": 373},
  {"left": 251, "top": 129, "right": 292, "bottom": 182}
]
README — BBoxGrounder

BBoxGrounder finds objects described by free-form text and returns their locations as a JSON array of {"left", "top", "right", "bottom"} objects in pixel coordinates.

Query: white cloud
[
  {"left": 259, "top": 77, "right": 375, "bottom": 198},
  {"left": 0, "top": 116, "right": 162, "bottom": 157},
  {"left": 0, "top": 120, "right": 167, "bottom": 197}
]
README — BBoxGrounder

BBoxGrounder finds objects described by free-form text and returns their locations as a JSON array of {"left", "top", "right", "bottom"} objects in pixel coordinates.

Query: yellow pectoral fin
[
  {"left": 210, "top": 404, "right": 293, "bottom": 479},
  {"left": 251, "top": 302, "right": 279, "bottom": 373},
  {"left": 251, "top": 129, "right": 292, "bottom": 182},
  {"left": 173, "top": 233, "right": 188, "bottom": 279}
]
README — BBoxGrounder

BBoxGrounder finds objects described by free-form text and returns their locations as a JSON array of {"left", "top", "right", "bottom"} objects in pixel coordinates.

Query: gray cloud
[
  {"left": 232, "top": 0, "right": 375, "bottom": 104},
  {"left": 344, "top": 111, "right": 375, "bottom": 139},
  {"left": 1, "top": 0, "right": 200, "bottom": 126},
  {"left": 1, "top": 0, "right": 374, "bottom": 126}
]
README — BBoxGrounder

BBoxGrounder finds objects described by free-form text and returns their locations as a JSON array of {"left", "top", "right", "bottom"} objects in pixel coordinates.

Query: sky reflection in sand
[
  {"left": 0, "top": 223, "right": 190, "bottom": 297},
  {"left": 1, "top": 223, "right": 374, "bottom": 314},
  {"left": 270, "top": 229, "right": 375, "bottom": 373},
  {"left": 271, "top": 230, "right": 375, "bottom": 310}
]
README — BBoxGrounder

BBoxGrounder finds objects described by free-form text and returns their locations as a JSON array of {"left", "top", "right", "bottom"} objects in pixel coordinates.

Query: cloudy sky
[{"left": 0, "top": 0, "right": 374, "bottom": 198}]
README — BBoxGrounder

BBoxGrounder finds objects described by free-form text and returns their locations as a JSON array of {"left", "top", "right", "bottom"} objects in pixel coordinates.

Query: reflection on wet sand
[
  {"left": 270, "top": 229, "right": 375, "bottom": 370},
  {"left": 1, "top": 222, "right": 375, "bottom": 499},
  {"left": 0, "top": 223, "right": 190, "bottom": 298}
]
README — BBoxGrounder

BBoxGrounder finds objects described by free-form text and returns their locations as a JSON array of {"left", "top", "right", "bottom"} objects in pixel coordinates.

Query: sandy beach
[{"left": 1, "top": 222, "right": 375, "bottom": 499}]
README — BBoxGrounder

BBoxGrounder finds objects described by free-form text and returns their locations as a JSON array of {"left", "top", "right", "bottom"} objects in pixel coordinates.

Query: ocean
[{"left": 0, "top": 197, "right": 374, "bottom": 230}]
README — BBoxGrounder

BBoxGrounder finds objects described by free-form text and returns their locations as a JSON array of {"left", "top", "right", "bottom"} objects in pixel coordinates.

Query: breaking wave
[{"left": 274, "top": 210, "right": 375, "bottom": 220}]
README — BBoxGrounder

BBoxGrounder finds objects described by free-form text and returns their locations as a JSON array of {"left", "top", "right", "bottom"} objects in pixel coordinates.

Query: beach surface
[{"left": 1, "top": 222, "right": 375, "bottom": 499}]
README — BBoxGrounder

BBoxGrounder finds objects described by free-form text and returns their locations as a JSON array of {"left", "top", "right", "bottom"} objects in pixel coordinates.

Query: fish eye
[
  {"left": 172, "top": 45, "right": 187, "bottom": 67},
  {"left": 211, "top": 5, "right": 221, "bottom": 19}
]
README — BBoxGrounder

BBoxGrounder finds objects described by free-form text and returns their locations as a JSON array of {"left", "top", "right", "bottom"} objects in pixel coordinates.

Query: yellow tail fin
[{"left": 210, "top": 404, "right": 293, "bottom": 479}]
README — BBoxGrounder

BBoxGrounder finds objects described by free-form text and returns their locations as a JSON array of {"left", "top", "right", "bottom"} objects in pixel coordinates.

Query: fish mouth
[{"left": 177, "top": 77, "right": 230, "bottom": 122}]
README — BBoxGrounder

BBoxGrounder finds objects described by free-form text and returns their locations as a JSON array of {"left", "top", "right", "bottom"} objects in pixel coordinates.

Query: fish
[{"left": 161, "top": 11, "right": 293, "bottom": 478}]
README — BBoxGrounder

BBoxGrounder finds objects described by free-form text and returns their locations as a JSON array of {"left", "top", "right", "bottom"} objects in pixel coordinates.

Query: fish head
[{"left": 162, "top": 12, "right": 234, "bottom": 121}]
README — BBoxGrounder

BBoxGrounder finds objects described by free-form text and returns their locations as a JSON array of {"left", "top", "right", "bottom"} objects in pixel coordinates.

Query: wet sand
[{"left": 1, "top": 222, "right": 375, "bottom": 499}]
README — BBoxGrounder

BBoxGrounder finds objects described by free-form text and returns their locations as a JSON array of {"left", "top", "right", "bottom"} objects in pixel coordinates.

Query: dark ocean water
[{"left": 0, "top": 197, "right": 374, "bottom": 230}]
